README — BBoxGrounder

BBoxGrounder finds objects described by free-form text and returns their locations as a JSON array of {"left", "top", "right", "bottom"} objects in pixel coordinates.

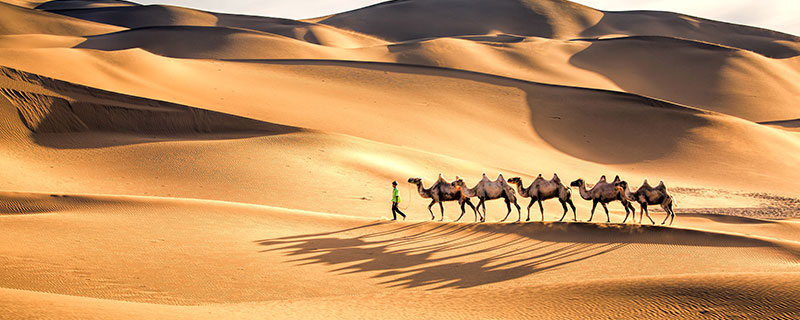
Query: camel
[
  {"left": 407, "top": 174, "right": 480, "bottom": 222},
  {"left": 507, "top": 173, "right": 577, "bottom": 222},
  {"left": 614, "top": 179, "right": 676, "bottom": 225},
  {"left": 451, "top": 173, "right": 521, "bottom": 222},
  {"left": 569, "top": 175, "right": 635, "bottom": 223}
]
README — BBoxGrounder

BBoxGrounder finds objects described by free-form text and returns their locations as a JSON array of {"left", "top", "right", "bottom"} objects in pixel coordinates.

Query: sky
[{"left": 136, "top": 0, "right": 800, "bottom": 36}]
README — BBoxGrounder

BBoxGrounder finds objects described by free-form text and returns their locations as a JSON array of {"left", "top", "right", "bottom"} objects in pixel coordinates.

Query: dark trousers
[{"left": 392, "top": 202, "right": 406, "bottom": 220}]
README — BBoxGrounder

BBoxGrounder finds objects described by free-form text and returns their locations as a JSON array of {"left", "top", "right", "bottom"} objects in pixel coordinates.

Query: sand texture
[{"left": 1, "top": 0, "right": 799, "bottom": 318}]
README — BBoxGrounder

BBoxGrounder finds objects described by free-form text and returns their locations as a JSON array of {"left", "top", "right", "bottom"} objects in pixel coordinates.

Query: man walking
[{"left": 391, "top": 181, "right": 406, "bottom": 220}]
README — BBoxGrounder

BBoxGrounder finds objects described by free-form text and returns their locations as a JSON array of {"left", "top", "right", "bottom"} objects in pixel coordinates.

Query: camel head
[
  {"left": 407, "top": 177, "right": 422, "bottom": 184},
  {"left": 570, "top": 178, "right": 584, "bottom": 187},
  {"left": 451, "top": 178, "right": 467, "bottom": 189},
  {"left": 507, "top": 177, "right": 522, "bottom": 185}
]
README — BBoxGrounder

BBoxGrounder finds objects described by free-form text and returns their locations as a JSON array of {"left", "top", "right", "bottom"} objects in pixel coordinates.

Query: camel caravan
[{"left": 406, "top": 173, "right": 676, "bottom": 225}]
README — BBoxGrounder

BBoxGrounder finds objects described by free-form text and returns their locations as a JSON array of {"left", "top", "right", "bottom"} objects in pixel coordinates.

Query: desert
[{"left": 1, "top": 0, "right": 799, "bottom": 318}]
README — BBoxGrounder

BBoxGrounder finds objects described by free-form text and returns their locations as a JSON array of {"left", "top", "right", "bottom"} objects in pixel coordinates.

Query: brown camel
[
  {"left": 408, "top": 174, "right": 480, "bottom": 222},
  {"left": 569, "top": 175, "right": 635, "bottom": 223},
  {"left": 615, "top": 179, "right": 676, "bottom": 225},
  {"left": 508, "top": 174, "right": 577, "bottom": 222},
  {"left": 451, "top": 173, "right": 521, "bottom": 222}
]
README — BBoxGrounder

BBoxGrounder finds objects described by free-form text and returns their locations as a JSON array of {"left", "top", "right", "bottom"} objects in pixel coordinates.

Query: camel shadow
[
  {"left": 256, "top": 221, "right": 629, "bottom": 290},
  {"left": 256, "top": 220, "right": 798, "bottom": 290}
]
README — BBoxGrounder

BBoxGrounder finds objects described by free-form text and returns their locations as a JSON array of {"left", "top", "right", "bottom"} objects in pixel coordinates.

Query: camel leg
[
  {"left": 526, "top": 199, "right": 535, "bottom": 222},
  {"left": 644, "top": 203, "right": 655, "bottom": 225},
  {"left": 601, "top": 202, "right": 610, "bottom": 223},
  {"left": 567, "top": 199, "right": 577, "bottom": 221},
  {"left": 506, "top": 199, "right": 518, "bottom": 222},
  {"left": 427, "top": 200, "right": 436, "bottom": 220},
  {"left": 638, "top": 204, "right": 643, "bottom": 224},
  {"left": 500, "top": 199, "right": 513, "bottom": 222},
  {"left": 558, "top": 200, "right": 568, "bottom": 222},
  {"left": 465, "top": 199, "right": 479, "bottom": 222},
  {"left": 513, "top": 199, "right": 522, "bottom": 222},
  {"left": 661, "top": 203, "right": 674, "bottom": 225},
  {"left": 438, "top": 202, "right": 445, "bottom": 222},
  {"left": 662, "top": 199, "right": 675, "bottom": 225},
  {"left": 620, "top": 202, "right": 631, "bottom": 224},
  {"left": 626, "top": 202, "right": 635, "bottom": 218},
  {"left": 588, "top": 200, "right": 598, "bottom": 222},
  {"left": 621, "top": 205, "right": 632, "bottom": 224},
  {"left": 454, "top": 200, "right": 466, "bottom": 222},
  {"left": 478, "top": 198, "right": 486, "bottom": 221},
  {"left": 537, "top": 199, "right": 545, "bottom": 222}
]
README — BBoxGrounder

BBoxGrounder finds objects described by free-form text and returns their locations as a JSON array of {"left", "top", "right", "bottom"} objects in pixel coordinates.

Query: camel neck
[
  {"left": 415, "top": 182, "right": 432, "bottom": 198},
  {"left": 513, "top": 182, "right": 529, "bottom": 197},
  {"left": 577, "top": 183, "right": 593, "bottom": 200},
  {"left": 459, "top": 183, "right": 477, "bottom": 197}
]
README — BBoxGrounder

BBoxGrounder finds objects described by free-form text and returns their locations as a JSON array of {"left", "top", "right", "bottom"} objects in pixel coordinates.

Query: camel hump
[
  {"left": 613, "top": 175, "right": 621, "bottom": 183},
  {"left": 600, "top": 175, "right": 606, "bottom": 181},
  {"left": 642, "top": 178, "right": 650, "bottom": 186},
  {"left": 538, "top": 173, "right": 543, "bottom": 177},
  {"left": 552, "top": 173, "right": 560, "bottom": 183},
  {"left": 656, "top": 180, "right": 666, "bottom": 189}
]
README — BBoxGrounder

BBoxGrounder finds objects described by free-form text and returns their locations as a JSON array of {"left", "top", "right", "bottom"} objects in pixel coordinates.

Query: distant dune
[{"left": 1, "top": 0, "right": 799, "bottom": 318}]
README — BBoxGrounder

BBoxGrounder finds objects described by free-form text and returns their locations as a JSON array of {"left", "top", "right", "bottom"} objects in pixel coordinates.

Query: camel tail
[{"left": 668, "top": 195, "right": 677, "bottom": 209}]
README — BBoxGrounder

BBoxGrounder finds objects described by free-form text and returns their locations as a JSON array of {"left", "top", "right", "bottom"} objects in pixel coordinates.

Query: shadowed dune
[
  {"left": 581, "top": 10, "right": 800, "bottom": 59},
  {"left": 75, "top": 26, "right": 347, "bottom": 60},
  {"left": 316, "top": 0, "right": 800, "bottom": 59},
  {"left": 35, "top": 0, "right": 137, "bottom": 10},
  {"left": 0, "top": 1, "right": 122, "bottom": 36},
  {"left": 317, "top": 0, "right": 597, "bottom": 41},
  {"left": 0, "top": 66, "right": 301, "bottom": 148},
  {"left": 43, "top": 4, "right": 386, "bottom": 48},
  {"left": 569, "top": 35, "right": 800, "bottom": 121}
]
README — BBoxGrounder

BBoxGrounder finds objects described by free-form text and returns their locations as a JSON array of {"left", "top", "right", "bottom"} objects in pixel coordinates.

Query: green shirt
[{"left": 392, "top": 187, "right": 400, "bottom": 203}]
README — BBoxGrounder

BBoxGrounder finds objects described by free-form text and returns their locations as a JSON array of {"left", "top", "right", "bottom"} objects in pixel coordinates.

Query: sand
[{"left": 1, "top": 0, "right": 799, "bottom": 318}]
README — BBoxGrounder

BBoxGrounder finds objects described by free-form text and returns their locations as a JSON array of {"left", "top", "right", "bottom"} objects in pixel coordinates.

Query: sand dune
[
  {"left": 581, "top": 10, "right": 800, "bottom": 59},
  {"left": 1, "top": 0, "right": 799, "bottom": 318},
  {"left": 317, "top": 0, "right": 603, "bottom": 42},
  {"left": 317, "top": 0, "right": 800, "bottom": 58},
  {"left": 0, "top": 1, "right": 122, "bottom": 36},
  {"left": 1, "top": 191, "right": 799, "bottom": 318},
  {"left": 43, "top": 4, "right": 387, "bottom": 48},
  {"left": 34, "top": 0, "right": 137, "bottom": 10},
  {"left": 570, "top": 35, "right": 800, "bottom": 121}
]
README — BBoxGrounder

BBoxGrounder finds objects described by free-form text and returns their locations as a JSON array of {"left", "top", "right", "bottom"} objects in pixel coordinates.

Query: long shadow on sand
[{"left": 255, "top": 220, "right": 791, "bottom": 290}]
